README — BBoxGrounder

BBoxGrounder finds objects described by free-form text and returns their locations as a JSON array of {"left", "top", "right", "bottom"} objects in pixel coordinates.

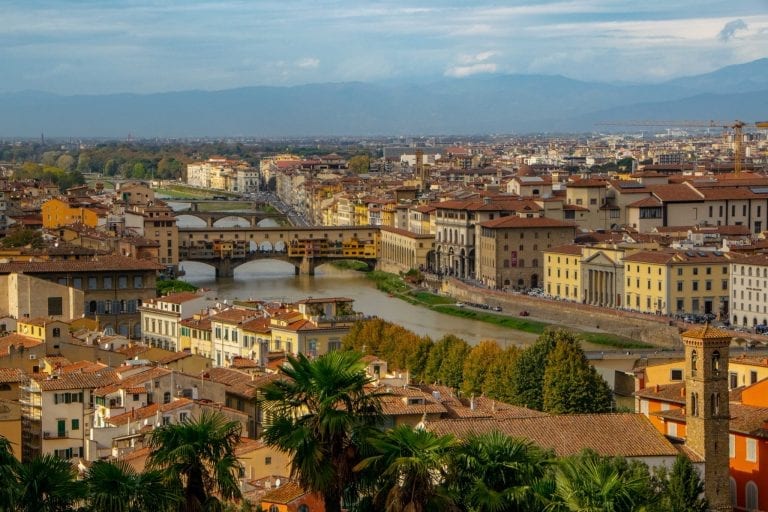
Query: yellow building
[
  {"left": 236, "top": 438, "right": 291, "bottom": 482},
  {"left": 41, "top": 197, "right": 106, "bottom": 229},
  {"left": 180, "top": 315, "right": 213, "bottom": 358},
  {"left": 378, "top": 226, "right": 435, "bottom": 274},
  {"left": 543, "top": 244, "right": 582, "bottom": 301},
  {"left": 623, "top": 250, "right": 735, "bottom": 316}
]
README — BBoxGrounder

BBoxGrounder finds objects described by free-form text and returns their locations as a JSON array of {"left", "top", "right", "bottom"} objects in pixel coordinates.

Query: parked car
[
  {"left": 493, "top": 306, "right": 502, "bottom": 312},
  {"left": 519, "top": 310, "right": 530, "bottom": 317}
]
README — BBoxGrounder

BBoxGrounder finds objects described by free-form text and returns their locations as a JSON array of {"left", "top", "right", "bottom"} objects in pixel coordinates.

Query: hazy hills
[{"left": 1, "top": 59, "right": 767, "bottom": 137}]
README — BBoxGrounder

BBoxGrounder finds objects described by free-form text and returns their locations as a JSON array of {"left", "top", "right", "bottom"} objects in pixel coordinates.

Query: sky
[{"left": 3, "top": 0, "right": 768, "bottom": 95}]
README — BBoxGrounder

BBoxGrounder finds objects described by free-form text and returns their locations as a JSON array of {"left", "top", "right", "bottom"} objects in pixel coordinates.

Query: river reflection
[{"left": 180, "top": 260, "right": 539, "bottom": 347}]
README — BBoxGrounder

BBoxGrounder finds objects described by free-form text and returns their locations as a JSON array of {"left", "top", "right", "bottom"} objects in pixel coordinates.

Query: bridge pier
[
  {"left": 298, "top": 256, "right": 315, "bottom": 276},
  {"left": 214, "top": 258, "right": 235, "bottom": 278}
]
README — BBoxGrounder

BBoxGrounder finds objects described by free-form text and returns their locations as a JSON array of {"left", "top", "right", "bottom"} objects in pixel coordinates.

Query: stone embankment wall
[{"left": 441, "top": 279, "right": 682, "bottom": 348}]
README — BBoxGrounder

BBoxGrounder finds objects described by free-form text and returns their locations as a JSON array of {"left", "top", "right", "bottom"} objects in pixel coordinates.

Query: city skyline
[{"left": 3, "top": 0, "right": 768, "bottom": 95}]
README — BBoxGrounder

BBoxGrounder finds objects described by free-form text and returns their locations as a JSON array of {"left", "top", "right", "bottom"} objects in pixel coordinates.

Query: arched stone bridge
[
  {"left": 176, "top": 211, "right": 286, "bottom": 228},
  {"left": 178, "top": 225, "right": 380, "bottom": 277}
]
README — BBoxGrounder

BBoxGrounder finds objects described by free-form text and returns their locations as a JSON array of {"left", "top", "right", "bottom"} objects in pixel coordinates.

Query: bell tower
[{"left": 682, "top": 324, "right": 731, "bottom": 511}]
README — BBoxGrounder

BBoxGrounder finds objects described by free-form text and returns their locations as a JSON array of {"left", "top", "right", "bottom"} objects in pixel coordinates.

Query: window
[
  {"left": 298, "top": 506, "right": 310, "bottom": 512},
  {"left": 163, "top": 391, "right": 171, "bottom": 404},
  {"left": 103, "top": 276, "right": 113, "bottom": 289},
  {"left": 677, "top": 281, "right": 683, "bottom": 292},
  {"left": 71, "top": 419, "right": 79, "bottom": 430},
  {"left": 133, "top": 276, "right": 143, "bottom": 288},
  {"left": 118, "top": 276, "right": 128, "bottom": 289},
  {"left": 751, "top": 370, "right": 759, "bottom": 385},
  {"left": 269, "top": 506, "right": 279, "bottom": 512},
  {"left": 670, "top": 369, "right": 683, "bottom": 381},
  {"left": 747, "top": 438, "right": 758, "bottom": 462},
  {"left": 640, "top": 399, "right": 649, "bottom": 416},
  {"left": 730, "top": 372, "right": 739, "bottom": 389},
  {"left": 88, "top": 276, "right": 98, "bottom": 289},
  {"left": 746, "top": 481, "right": 759, "bottom": 510},
  {"left": 667, "top": 422, "right": 678, "bottom": 437},
  {"left": 729, "top": 434, "right": 735, "bottom": 458},
  {"left": 48, "top": 297, "right": 63, "bottom": 316},
  {"left": 265, "top": 456, "right": 272, "bottom": 465},
  {"left": 72, "top": 277, "right": 83, "bottom": 289}
]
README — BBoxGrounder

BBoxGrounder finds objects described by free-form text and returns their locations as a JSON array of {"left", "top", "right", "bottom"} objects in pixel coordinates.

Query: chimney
[
  {"left": 680, "top": 386, "right": 686, "bottom": 397},
  {"left": 654, "top": 384, "right": 659, "bottom": 393}
]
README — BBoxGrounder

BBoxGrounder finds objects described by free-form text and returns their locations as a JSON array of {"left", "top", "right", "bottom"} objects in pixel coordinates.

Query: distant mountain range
[{"left": 2, "top": 58, "right": 767, "bottom": 138}]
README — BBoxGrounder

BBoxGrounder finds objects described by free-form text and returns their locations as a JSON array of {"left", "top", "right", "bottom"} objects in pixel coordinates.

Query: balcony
[{"left": 43, "top": 431, "right": 68, "bottom": 439}]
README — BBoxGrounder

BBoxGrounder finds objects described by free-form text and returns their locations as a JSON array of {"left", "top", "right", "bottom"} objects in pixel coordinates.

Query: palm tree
[
  {"left": 449, "top": 431, "right": 552, "bottom": 512},
  {"left": 547, "top": 454, "right": 652, "bottom": 512},
  {"left": 84, "top": 459, "right": 179, "bottom": 512},
  {"left": 147, "top": 411, "right": 243, "bottom": 512},
  {"left": 0, "top": 435, "right": 19, "bottom": 510},
  {"left": 14, "top": 454, "right": 85, "bottom": 512},
  {"left": 262, "top": 351, "right": 385, "bottom": 512},
  {"left": 355, "top": 425, "right": 458, "bottom": 512}
]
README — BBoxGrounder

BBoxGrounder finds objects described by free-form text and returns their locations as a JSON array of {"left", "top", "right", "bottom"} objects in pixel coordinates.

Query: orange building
[
  {"left": 259, "top": 481, "right": 324, "bottom": 512},
  {"left": 637, "top": 360, "right": 768, "bottom": 510},
  {"left": 41, "top": 197, "right": 107, "bottom": 229}
]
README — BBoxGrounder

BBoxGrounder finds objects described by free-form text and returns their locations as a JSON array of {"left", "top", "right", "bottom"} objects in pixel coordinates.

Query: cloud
[
  {"left": 296, "top": 57, "right": 320, "bottom": 69},
  {"left": 445, "top": 62, "right": 497, "bottom": 77},
  {"left": 718, "top": 19, "right": 748, "bottom": 42},
  {"left": 457, "top": 51, "right": 497, "bottom": 64}
]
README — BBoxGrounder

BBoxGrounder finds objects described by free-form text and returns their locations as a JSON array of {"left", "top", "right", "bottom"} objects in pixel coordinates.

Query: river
[{"left": 173, "top": 203, "right": 539, "bottom": 348}]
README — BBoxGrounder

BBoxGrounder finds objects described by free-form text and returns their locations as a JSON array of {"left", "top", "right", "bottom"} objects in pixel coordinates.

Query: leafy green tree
[
  {"left": 424, "top": 335, "right": 470, "bottom": 389},
  {"left": 406, "top": 337, "right": 434, "bottom": 383},
  {"left": 84, "top": 460, "right": 178, "bottom": 512},
  {"left": 653, "top": 455, "right": 708, "bottom": 512},
  {"left": 0, "top": 435, "right": 18, "bottom": 511},
  {"left": 348, "top": 155, "right": 370, "bottom": 174},
  {"left": 103, "top": 159, "right": 119, "bottom": 176},
  {"left": 508, "top": 329, "right": 561, "bottom": 410},
  {"left": 262, "top": 351, "right": 384, "bottom": 512},
  {"left": 157, "top": 279, "right": 199, "bottom": 296},
  {"left": 14, "top": 454, "right": 86, "bottom": 512},
  {"left": 449, "top": 431, "right": 552, "bottom": 512},
  {"left": 549, "top": 452, "right": 653, "bottom": 512},
  {"left": 56, "top": 154, "right": 75, "bottom": 171},
  {"left": 542, "top": 337, "right": 613, "bottom": 414},
  {"left": 1, "top": 227, "right": 44, "bottom": 249},
  {"left": 461, "top": 340, "right": 502, "bottom": 397},
  {"left": 356, "top": 425, "right": 458, "bottom": 512},
  {"left": 484, "top": 346, "right": 521, "bottom": 402},
  {"left": 147, "top": 411, "right": 243, "bottom": 512}
]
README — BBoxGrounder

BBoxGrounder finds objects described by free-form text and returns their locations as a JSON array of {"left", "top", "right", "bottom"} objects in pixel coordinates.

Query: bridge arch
[
  {"left": 175, "top": 215, "right": 207, "bottom": 228},
  {"left": 212, "top": 215, "right": 252, "bottom": 228}
]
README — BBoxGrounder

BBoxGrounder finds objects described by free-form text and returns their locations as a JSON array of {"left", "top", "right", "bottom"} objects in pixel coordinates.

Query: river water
[
  {"left": 180, "top": 260, "right": 538, "bottom": 347},
  {"left": 173, "top": 202, "right": 539, "bottom": 347}
]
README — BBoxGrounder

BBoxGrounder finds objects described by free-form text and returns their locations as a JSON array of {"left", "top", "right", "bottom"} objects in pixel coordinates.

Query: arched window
[
  {"left": 691, "top": 350, "right": 698, "bottom": 373},
  {"left": 711, "top": 392, "right": 720, "bottom": 417},
  {"left": 690, "top": 392, "right": 698, "bottom": 416},
  {"left": 89, "top": 300, "right": 97, "bottom": 313},
  {"left": 730, "top": 478, "right": 737, "bottom": 507},
  {"left": 163, "top": 391, "right": 171, "bottom": 404},
  {"left": 298, "top": 506, "right": 310, "bottom": 512},
  {"left": 712, "top": 350, "right": 721, "bottom": 374},
  {"left": 52, "top": 328, "right": 60, "bottom": 338},
  {"left": 269, "top": 505, "right": 280, "bottom": 512},
  {"left": 746, "top": 481, "right": 759, "bottom": 511}
]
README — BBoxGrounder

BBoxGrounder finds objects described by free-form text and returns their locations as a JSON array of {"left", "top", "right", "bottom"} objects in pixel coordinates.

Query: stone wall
[{"left": 441, "top": 279, "right": 682, "bottom": 348}]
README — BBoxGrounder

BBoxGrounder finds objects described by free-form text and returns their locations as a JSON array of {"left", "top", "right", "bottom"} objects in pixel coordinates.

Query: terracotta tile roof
[
  {"left": 545, "top": 244, "right": 583, "bottom": 256},
  {"left": 562, "top": 204, "right": 590, "bottom": 211},
  {"left": 378, "top": 387, "right": 447, "bottom": 417},
  {"left": 0, "top": 255, "right": 163, "bottom": 273},
  {"left": 622, "top": 251, "right": 675, "bottom": 265},
  {"left": 108, "top": 397, "right": 194, "bottom": 426},
  {"left": 627, "top": 197, "right": 662, "bottom": 208},
  {"left": 479, "top": 216, "right": 576, "bottom": 229},
  {"left": 36, "top": 369, "right": 118, "bottom": 391},
  {"left": 682, "top": 324, "right": 732, "bottom": 340},
  {"left": 260, "top": 481, "right": 307, "bottom": 504},
  {"left": 0, "top": 333, "right": 43, "bottom": 357},
  {"left": 634, "top": 383, "right": 686, "bottom": 405},
  {"left": 649, "top": 184, "right": 704, "bottom": 202},
  {"left": 210, "top": 309, "right": 255, "bottom": 324},
  {"left": 0, "top": 367, "right": 25, "bottom": 383},
  {"left": 380, "top": 226, "right": 435, "bottom": 239},
  {"left": 567, "top": 179, "right": 608, "bottom": 188},
  {"left": 728, "top": 403, "right": 768, "bottom": 438},
  {"left": 427, "top": 413, "right": 678, "bottom": 458}
]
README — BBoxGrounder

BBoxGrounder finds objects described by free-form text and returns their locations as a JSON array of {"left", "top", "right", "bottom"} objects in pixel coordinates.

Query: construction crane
[{"left": 596, "top": 120, "right": 768, "bottom": 173}]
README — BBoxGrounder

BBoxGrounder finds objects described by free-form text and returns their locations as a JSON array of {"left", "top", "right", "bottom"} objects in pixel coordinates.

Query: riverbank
[{"left": 363, "top": 269, "right": 655, "bottom": 349}]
